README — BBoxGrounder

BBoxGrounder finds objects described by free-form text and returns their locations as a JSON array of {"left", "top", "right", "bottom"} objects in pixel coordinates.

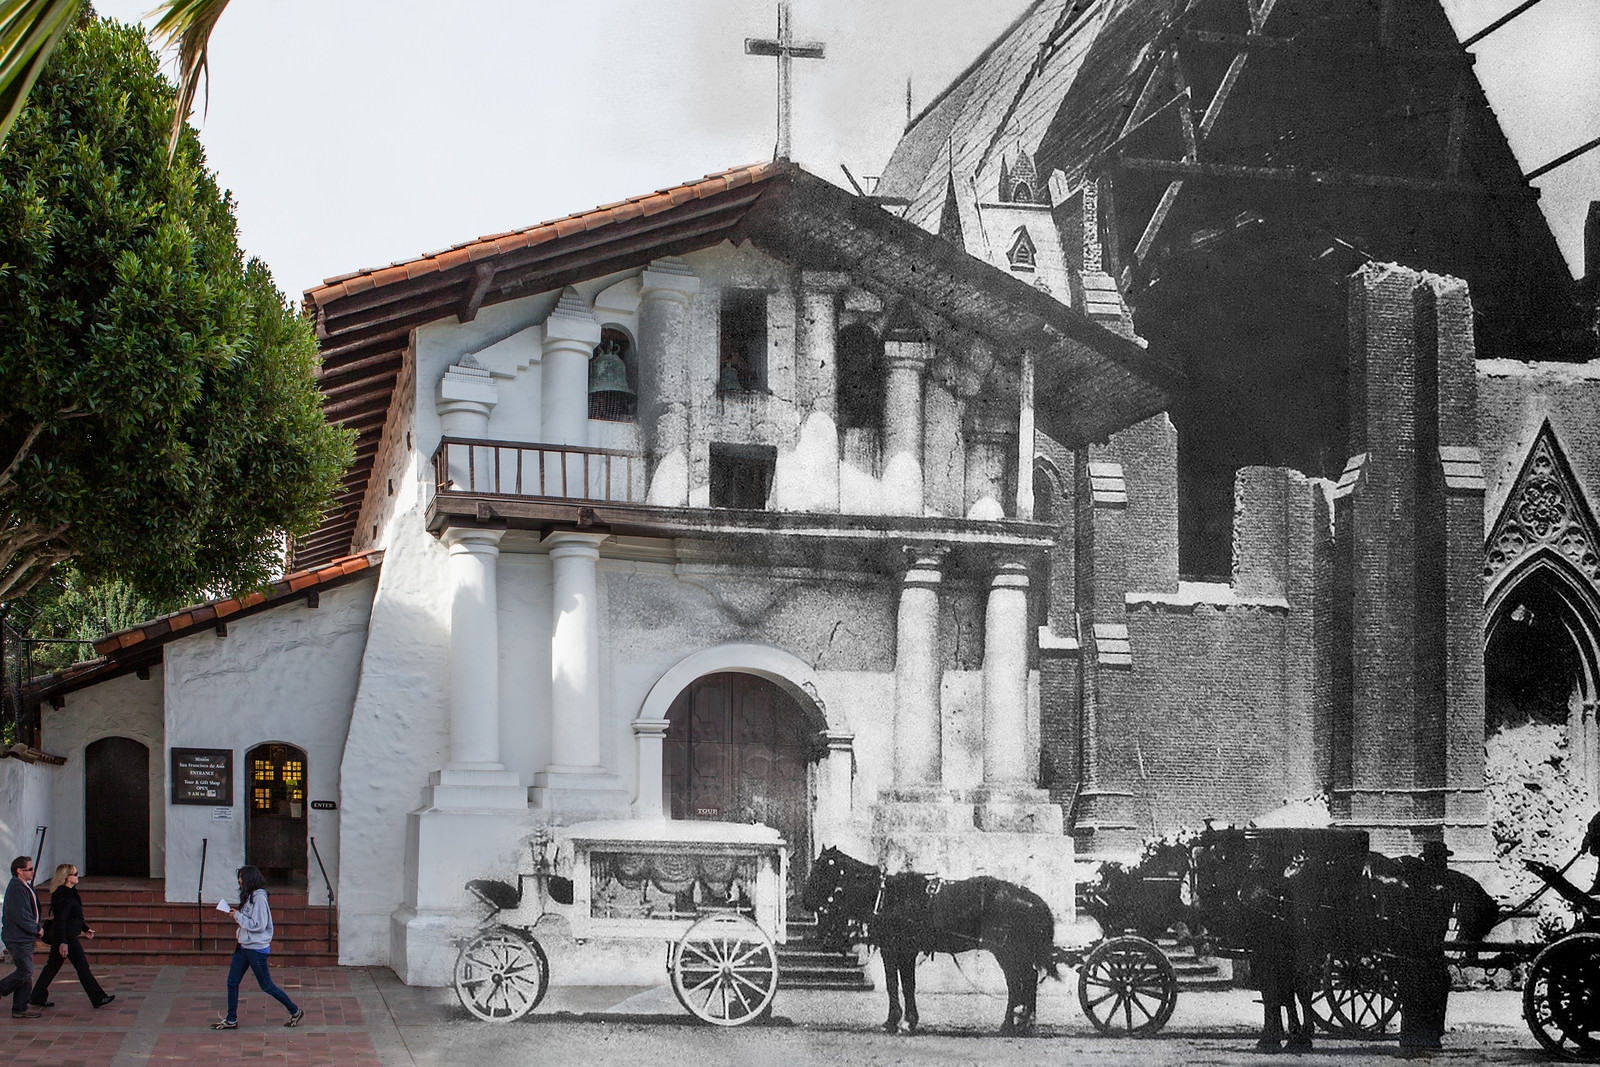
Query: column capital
[
  {"left": 901, "top": 543, "right": 950, "bottom": 576},
  {"left": 437, "top": 356, "right": 499, "bottom": 414},
  {"left": 990, "top": 560, "right": 1030, "bottom": 590},
  {"left": 884, "top": 346, "right": 933, "bottom": 375},
  {"left": 641, "top": 258, "right": 702, "bottom": 304},
  {"left": 801, "top": 270, "right": 853, "bottom": 294},
  {"left": 818, "top": 729, "right": 855, "bottom": 753},
  {"left": 542, "top": 530, "right": 610, "bottom": 559},
  {"left": 443, "top": 527, "right": 505, "bottom": 555},
  {"left": 631, "top": 718, "right": 672, "bottom": 738},
  {"left": 543, "top": 287, "right": 602, "bottom": 349}
]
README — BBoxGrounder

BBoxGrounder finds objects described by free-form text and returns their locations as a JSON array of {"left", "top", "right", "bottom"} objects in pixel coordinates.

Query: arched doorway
[
  {"left": 663, "top": 672, "right": 817, "bottom": 900},
  {"left": 1484, "top": 562, "right": 1600, "bottom": 909},
  {"left": 245, "top": 742, "right": 308, "bottom": 890},
  {"left": 85, "top": 737, "right": 149, "bottom": 877}
]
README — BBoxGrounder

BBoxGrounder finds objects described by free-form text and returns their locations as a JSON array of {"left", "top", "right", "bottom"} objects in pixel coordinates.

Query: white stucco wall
[
  {"left": 0, "top": 756, "right": 54, "bottom": 872},
  {"left": 40, "top": 669, "right": 165, "bottom": 880},
  {"left": 339, "top": 507, "right": 452, "bottom": 963},
  {"left": 163, "top": 576, "right": 375, "bottom": 905}
]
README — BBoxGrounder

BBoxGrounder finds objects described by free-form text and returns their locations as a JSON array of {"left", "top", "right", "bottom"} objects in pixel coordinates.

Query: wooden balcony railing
[{"left": 431, "top": 436, "right": 646, "bottom": 505}]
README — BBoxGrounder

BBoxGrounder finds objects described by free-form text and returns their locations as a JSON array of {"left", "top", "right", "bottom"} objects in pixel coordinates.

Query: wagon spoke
[
  {"left": 730, "top": 943, "right": 769, "bottom": 969},
  {"left": 729, "top": 969, "right": 772, "bottom": 998},
  {"left": 681, "top": 941, "right": 719, "bottom": 968}
]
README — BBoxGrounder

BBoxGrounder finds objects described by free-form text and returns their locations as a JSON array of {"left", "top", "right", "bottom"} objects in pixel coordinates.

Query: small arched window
[
  {"left": 1008, "top": 227, "right": 1037, "bottom": 273},
  {"left": 588, "top": 326, "right": 637, "bottom": 421},
  {"left": 1012, "top": 182, "right": 1032, "bottom": 203}
]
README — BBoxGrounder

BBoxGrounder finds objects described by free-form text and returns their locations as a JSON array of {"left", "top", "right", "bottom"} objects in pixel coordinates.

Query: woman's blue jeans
[{"left": 225, "top": 947, "right": 298, "bottom": 1020}]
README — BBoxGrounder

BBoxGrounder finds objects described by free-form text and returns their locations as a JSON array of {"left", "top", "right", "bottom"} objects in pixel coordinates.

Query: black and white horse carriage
[{"left": 451, "top": 820, "right": 788, "bottom": 1027}]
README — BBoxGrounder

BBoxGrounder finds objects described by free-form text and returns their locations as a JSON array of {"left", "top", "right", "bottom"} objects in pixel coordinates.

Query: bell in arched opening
[{"left": 588, "top": 334, "right": 636, "bottom": 421}]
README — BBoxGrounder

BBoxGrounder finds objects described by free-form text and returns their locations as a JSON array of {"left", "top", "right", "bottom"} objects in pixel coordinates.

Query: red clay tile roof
[
  {"left": 26, "top": 552, "right": 383, "bottom": 702},
  {"left": 91, "top": 551, "right": 382, "bottom": 656},
  {"left": 306, "top": 162, "right": 781, "bottom": 303}
]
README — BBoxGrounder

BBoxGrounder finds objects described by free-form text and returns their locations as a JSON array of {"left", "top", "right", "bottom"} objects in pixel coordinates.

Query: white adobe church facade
[{"left": 9, "top": 162, "right": 1176, "bottom": 983}]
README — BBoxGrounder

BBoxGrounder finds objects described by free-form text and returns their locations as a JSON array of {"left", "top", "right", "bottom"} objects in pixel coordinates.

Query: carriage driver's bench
[{"left": 454, "top": 820, "right": 789, "bottom": 1026}]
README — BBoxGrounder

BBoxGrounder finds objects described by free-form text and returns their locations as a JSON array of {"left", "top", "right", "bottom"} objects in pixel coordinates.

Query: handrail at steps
[
  {"left": 310, "top": 836, "right": 335, "bottom": 950},
  {"left": 196, "top": 838, "right": 207, "bottom": 951},
  {"left": 30, "top": 825, "right": 46, "bottom": 886}
]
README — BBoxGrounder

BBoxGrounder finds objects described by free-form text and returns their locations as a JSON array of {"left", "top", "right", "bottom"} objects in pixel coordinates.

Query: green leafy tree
[
  {"left": 0, "top": 13, "right": 351, "bottom": 605},
  {"left": 11, "top": 563, "right": 179, "bottom": 672},
  {"left": 1, "top": 1, "right": 228, "bottom": 149}
]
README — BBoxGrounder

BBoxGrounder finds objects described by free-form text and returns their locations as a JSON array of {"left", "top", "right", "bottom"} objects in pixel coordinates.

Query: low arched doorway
[
  {"left": 1484, "top": 562, "right": 1600, "bottom": 908},
  {"left": 663, "top": 672, "right": 818, "bottom": 901},
  {"left": 245, "top": 742, "right": 308, "bottom": 890},
  {"left": 85, "top": 736, "right": 149, "bottom": 877}
]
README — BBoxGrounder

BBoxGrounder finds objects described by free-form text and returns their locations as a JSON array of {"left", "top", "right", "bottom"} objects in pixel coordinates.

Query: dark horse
[{"left": 800, "top": 846, "right": 1062, "bottom": 1034}]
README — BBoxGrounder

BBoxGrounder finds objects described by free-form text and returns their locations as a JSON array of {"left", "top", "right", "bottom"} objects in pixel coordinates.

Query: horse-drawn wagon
[
  {"left": 451, "top": 820, "right": 788, "bottom": 1026},
  {"left": 1083, "top": 825, "right": 1600, "bottom": 1060}
]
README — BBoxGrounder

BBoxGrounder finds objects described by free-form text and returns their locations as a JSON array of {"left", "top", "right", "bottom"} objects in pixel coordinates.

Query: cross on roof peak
[{"left": 745, "top": 0, "right": 826, "bottom": 161}]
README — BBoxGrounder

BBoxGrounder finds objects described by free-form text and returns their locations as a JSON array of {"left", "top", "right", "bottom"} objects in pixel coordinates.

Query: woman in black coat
[{"left": 28, "top": 864, "right": 114, "bottom": 1009}]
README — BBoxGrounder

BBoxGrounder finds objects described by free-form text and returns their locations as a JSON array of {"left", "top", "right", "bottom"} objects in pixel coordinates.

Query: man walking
[{"left": 0, "top": 856, "right": 44, "bottom": 1019}]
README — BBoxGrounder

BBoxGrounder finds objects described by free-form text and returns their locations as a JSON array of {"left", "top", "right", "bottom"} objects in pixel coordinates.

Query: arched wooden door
[
  {"left": 663, "top": 673, "right": 815, "bottom": 898},
  {"left": 85, "top": 736, "right": 149, "bottom": 877},
  {"left": 245, "top": 742, "right": 308, "bottom": 889}
]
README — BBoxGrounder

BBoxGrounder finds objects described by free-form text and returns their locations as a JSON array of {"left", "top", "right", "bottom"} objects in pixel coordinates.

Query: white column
[
  {"left": 446, "top": 528, "right": 505, "bottom": 768},
  {"left": 541, "top": 288, "right": 602, "bottom": 498},
  {"left": 1015, "top": 348, "right": 1035, "bottom": 520},
  {"left": 436, "top": 357, "right": 498, "bottom": 491},
  {"left": 428, "top": 527, "right": 524, "bottom": 810},
  {"left": 894, "top": 548, "right": 947, "bottom": 787},
  {"left": 639, "top": 258, "right": 701, "bottom": 506},
  {"left": 772, "top": 272, "right": 845, "bottom": 512},
  {"left": 547, "top": 531, "right": 610, "bottom": 773},
  {"left": 982, "top": 560, "right": 1031, "bottom": 787},
  {"left": 882, "top": 329, "right": 931, "bottom": 516},
  {"left": 817, "top": 730, "right": 855, "bottom": 846},
  {"left": 965, "top": 411, "right": 1014, "bottom": 520},
  {"left": 631, "top": 717, "right": 671, "bottom": 818}
]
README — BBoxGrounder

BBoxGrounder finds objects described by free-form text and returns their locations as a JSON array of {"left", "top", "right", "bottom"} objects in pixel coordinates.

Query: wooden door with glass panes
[
  {"left": 245, "top": 742, "right": 308, "bottom": 888},
  {"left": 663, "top": 673, "right": 814, "bottom": 903}
]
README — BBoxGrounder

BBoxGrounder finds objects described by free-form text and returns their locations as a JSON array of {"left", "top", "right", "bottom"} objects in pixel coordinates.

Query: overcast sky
[{"left": 93, "top": 0, "right": 1598, "bottom": 299}]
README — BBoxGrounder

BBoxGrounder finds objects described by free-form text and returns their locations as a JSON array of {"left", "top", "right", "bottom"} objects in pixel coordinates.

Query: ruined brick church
[{"left": 868, "top": 0, "right": 1598, "bottom": 897}]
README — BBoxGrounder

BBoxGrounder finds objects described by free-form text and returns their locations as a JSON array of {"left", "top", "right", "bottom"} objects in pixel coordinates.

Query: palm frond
[
  {"left": 0, "top": 0, "right": 83, "bottom": 145},
  {"left": 148, "top": 0, "right": 230, "bottom": 158}
]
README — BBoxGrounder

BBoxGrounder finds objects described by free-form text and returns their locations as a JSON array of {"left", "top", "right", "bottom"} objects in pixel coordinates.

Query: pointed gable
[{"left": 1486, "top": 421, "right": 1600, "bottom": 590}]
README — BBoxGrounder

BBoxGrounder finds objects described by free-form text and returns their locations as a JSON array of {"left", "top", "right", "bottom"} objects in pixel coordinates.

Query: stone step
[
  {"left": 37, "top": 886, "right": 338, "bottom": 965},
  {"left": 776, "top": 938, "right": 871, "bottom": 991}
]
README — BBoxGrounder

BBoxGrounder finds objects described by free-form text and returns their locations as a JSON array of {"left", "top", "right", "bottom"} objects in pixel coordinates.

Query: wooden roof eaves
[{"left": 740, "top": 168, "right": 1182, "bottom": 399}]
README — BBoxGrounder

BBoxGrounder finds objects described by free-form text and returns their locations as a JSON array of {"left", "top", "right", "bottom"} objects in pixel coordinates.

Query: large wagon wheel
[
  {"left": 1524, "top": 932, "right": 1600, "bottom": 1062},
  {"left": 670, "top": 913, "right": 779, "bottom": 1026},
  {"left": 1077, "top": 934, "right": 1179, "bottom": 1036},
  {"left": 453, "top": 926, "right": 550, "bottom": 1022},
  {"left": 1313, "top": 951, "right": 1399, "bottom": 1036}
]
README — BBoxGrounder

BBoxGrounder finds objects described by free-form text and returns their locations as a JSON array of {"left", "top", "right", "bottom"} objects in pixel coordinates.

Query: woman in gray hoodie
[{"left": 212, "top": 866, "right": 303, "bottom": 1029}]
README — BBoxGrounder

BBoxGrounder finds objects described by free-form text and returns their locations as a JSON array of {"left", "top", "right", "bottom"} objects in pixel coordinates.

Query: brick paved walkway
[{"left": 0, "top": 963, "right": 406, "bottom": 1066}]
